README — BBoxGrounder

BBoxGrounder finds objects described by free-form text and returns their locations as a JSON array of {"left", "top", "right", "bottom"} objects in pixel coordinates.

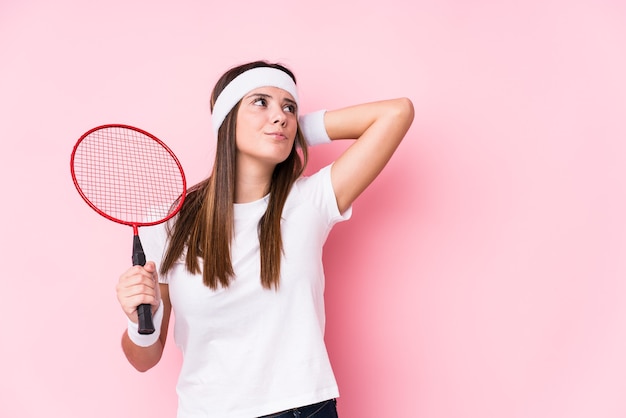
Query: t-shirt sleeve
[{"left": 297, "top": 163, "right": 352, "bottom": 227}]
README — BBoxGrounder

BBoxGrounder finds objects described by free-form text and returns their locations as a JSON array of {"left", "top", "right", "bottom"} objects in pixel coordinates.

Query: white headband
[{"left": 211, "top": 67, "right": 299, "bottom": 137}]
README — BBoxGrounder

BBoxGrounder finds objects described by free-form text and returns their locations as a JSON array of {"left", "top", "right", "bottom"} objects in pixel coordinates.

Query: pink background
[{"left": 1, "top": 0, "right": 626, "bottom": 417}]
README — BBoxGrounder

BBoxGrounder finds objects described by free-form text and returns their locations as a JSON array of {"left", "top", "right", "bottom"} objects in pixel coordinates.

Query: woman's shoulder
[
  {"left": 287, "top": 163, "right": 351, "bottom": 224},
  {"left": 289, "top": 164, "right": 333, "bottom": 205},
  {"left": 293, "top": 164, "right": 333, "bottom": 191}
]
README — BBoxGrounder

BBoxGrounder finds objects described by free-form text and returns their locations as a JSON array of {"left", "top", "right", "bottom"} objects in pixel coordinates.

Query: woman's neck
[{"left": 235, "top": 159, "right": 274, "bottom": 203}]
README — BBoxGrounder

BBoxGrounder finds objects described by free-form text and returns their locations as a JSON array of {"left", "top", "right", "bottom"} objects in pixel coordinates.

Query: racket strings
[{"left": 72, "top": 127, "right": 185, "bottom": 224}]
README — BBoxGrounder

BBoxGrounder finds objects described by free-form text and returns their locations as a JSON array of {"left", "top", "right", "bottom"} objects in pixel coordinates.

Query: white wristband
[
  {"left": 299, "top": 110, "right": 331, "bottom": 146},
  {"left": 127, "top": 301, "right": 164, "bottom": 347}
]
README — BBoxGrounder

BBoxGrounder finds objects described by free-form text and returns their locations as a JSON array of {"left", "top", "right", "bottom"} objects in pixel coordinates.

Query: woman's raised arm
[{"left": 324, "top": 97, "right": 414, "bottom": 213}]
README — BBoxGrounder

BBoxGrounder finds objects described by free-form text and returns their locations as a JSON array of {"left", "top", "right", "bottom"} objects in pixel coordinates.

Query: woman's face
[{"left": 235, "top": 86, "right": 298, "bottom": 167}]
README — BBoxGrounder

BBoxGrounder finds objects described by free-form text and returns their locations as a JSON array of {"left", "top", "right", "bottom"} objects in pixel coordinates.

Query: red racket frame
[{"left": 70, "top": 124, "right": 187, "bottom": 233}]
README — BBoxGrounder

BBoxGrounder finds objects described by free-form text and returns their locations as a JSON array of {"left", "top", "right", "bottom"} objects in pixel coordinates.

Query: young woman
[{"left": 116, "top": 60, "right": 414, "bottom": 417}]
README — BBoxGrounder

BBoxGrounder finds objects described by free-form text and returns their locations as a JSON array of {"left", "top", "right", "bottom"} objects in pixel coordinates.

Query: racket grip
[
  {"left": 137, "top": 303, "right": 156, "bottom": 335},
  {"left": 132, "top": 234, "right": 155, "bottom": 334}
]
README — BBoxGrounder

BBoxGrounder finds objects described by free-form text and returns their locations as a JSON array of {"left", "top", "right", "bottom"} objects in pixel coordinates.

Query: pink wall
[{"left": 2, "top": 0, "right": 625, "bottom": 417}]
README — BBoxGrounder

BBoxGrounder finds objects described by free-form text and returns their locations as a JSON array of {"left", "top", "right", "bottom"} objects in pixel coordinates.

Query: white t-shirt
[{"left": 140, "top": 164, "right": 352, "bottom": 418}]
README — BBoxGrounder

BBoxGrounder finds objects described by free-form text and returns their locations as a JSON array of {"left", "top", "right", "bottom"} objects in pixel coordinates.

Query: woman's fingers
[{"left": 116, "top": 262, "right": 160, "bottom": 322}]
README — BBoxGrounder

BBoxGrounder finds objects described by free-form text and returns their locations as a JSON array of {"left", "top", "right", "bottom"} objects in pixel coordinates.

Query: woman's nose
[{"left": 272, "top": 108, "right": 287, "bottom": 125}]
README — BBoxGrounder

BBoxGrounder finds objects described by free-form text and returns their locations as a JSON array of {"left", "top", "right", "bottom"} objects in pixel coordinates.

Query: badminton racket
[{"left": 70, "top": 124, "right": 186, "bottom": 334}]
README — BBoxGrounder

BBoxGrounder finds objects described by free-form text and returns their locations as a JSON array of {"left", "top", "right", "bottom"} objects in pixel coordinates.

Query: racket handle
[
  {"left": 132, "top": 234, "right": 155, "bottom": 335},
  {"left": 137, "top": 303, "right": 155, "bottom": 335}
]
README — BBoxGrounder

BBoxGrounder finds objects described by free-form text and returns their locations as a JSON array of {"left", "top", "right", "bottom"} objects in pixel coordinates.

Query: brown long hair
[{"left": 160, "top": 61, "right": 308, "bottom": 290}]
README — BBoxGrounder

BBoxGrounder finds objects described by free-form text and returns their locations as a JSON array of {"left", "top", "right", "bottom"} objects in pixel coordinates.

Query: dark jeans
[{"left": 258, "top": 399, "right": 338, "bottom": 418}]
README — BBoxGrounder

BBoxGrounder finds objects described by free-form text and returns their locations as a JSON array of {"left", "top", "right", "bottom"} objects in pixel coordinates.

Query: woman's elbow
[
  {"left": 395, "top": 97, "right": 415, "bottom": 125},
  {"left": 386, "top": 97, "right": 414, "bottom": 136}
]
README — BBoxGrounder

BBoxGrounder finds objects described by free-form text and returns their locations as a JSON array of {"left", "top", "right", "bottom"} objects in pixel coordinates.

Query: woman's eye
[
  {"left": 253, "top": 97, "right": 267, "bottom": 106},
  {"left": 284, "top": 104, "right": 296, "bottom": 113}
]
